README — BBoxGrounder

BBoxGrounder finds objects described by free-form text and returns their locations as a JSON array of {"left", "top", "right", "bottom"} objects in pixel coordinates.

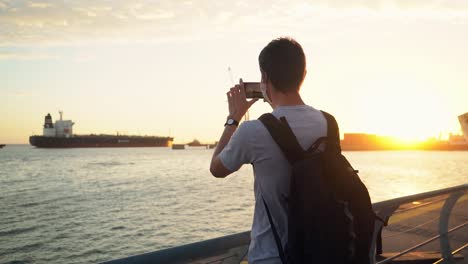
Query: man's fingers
[
  {"left": 233, "top": 85, "right": 241, "bottom": 103},
  {"left": 226, "top": 84, "right": 257, "bottom": 121},
  {"left": 234, "top": 84, "right": 241, "bottom": 93},
  {"left": 239, "top": 78, "right": 245, "bottom": 93},
  {"left": 239, "top": 82, "right": 246, "bottom": 99},
  {"left": 230, "top": 87, "right": 237, "bottom": 101},
  {"left": 227, "top": 90, "right": 233, "bottom": 103}
]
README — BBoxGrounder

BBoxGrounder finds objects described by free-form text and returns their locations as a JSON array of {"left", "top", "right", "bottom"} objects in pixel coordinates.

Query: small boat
[
  {"left": 171, "top": 144, "right": 186, "bottom": 150},
  {"left": 0, "top": 144, "right": 5, "bottom": 149}
]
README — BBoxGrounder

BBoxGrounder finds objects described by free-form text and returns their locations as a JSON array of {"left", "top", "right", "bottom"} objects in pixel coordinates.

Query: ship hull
[{"left": 29, "top": 135, "right": 173, "bottom": 148}]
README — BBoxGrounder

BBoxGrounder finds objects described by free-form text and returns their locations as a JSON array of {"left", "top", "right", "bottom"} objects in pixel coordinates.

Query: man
[{"left": 210, "top": 37, "right": 327, "bottom": 264}]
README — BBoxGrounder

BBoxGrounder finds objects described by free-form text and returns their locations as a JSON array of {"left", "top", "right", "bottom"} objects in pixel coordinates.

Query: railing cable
[
  {"left": 376, "top": 221, "right": 468, "bottom": 264},
  {"left": 383, "top": 216, "right": 440, "bottom": 239},
  {"left": 432, "top": 243, "right": 468, "bottom": 264}
]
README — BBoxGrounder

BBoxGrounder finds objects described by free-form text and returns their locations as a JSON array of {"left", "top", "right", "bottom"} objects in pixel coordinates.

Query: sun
[{"left": 357, "top": 79, "right": 449, "bottom": 141}]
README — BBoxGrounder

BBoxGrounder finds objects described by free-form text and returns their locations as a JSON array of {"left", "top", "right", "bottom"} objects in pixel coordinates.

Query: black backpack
[{"left": 259, "top": 111, "right": 376, "bottom": 264}]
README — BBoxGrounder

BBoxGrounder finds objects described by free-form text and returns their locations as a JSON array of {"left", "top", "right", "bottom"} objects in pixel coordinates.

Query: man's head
[{"left": 258, "top": 37, "right": 306, "bottom": 94}]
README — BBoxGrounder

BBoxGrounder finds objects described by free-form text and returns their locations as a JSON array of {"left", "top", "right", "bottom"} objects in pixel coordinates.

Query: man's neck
[{"left": 271, "top": 92, "right": 305, "bottom": 109}]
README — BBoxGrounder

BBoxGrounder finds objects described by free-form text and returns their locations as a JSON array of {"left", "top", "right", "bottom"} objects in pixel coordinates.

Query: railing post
[{"left": 439, "top": 191, "right": 464, "bottom": 263}]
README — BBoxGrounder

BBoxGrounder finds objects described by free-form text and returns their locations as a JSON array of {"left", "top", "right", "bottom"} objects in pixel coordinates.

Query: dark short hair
[{"left": 258, "top": 37, "right": 306, "bottom": 93}]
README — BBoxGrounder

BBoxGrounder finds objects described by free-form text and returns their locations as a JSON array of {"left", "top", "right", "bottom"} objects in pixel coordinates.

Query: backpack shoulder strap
[
  {"left": 320, "top": 111, "right": 342, "bottom": 153},
  {"left": 258, "top": 113, "right": 303, "bottom": 164},
  {"left": 262, "top": 196, "right": 287, "bottom": 264}
]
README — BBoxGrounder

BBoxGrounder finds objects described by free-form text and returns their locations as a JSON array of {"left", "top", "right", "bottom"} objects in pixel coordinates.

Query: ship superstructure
[
  {"left": 458, "top": 112, "right": 468, "bottom": 141},
  {"left": 30, "top": 112, "right": 173, "bottom": 148},
  {"left": 42, "top": 111, "right": 74, "bottom": 138}
]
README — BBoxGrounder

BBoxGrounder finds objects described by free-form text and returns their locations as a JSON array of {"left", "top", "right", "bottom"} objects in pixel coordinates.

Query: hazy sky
[{"left": 1, "top": 0, "right": 467, "bottom": 144}]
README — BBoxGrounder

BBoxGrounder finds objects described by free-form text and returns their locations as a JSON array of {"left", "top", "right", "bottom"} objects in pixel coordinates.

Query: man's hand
[
  {"left": 227, "top": 79, "right": 258, "bottom": 121},
  {"left": 210, "top": 79, "right": 258, "bottom": 178}
]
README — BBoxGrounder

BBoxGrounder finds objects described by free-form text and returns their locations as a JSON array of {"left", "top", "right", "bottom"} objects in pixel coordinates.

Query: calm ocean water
[{"left": 0, "top": 145, "right": 467, "bottom": 264}]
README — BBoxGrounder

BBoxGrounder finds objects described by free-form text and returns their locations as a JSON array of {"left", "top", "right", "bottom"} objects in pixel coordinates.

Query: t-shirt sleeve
[{"left": 219, "top": 122, "right": 254, "bottom": 172}]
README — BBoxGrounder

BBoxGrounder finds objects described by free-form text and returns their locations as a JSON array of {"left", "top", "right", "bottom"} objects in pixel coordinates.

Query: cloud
[
  {"left": 0, "top": 88, "right": 36, "bottom": 97},
  {"left": 0, "top": 50, "right": 57, "bottom": 60},
  {"left": 10, "top": 90, "right": 36, "bottom": 97},
  {"left": 0, "top": 0, "right": 183, "bottom": 46},
  {"left": 135, "top": 10, "right": 174, "bottom": 20},
  {"left": 71, "top": 53, "right": 94, "bottom": 63},
  {"left": 28, "top": 2, "right": 52, "bottom": 9},
  {"left": 0, "top": 0, "right": 466, "bottom": 47},
  {"left": 315, "top": 0, "right": 468, "bottom": 12}
]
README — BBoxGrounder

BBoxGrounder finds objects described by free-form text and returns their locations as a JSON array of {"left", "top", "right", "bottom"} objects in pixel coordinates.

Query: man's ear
[
  {"left": 261, "top": 71, "right": 267, "bottom": 83},
  {"left": 266, "top": 78, "right": 273, "bottom": 96}
]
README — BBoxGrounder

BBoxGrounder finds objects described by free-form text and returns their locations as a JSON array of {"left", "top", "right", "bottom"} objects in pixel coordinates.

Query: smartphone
[{"left": 243, "top": 82, "right": 263, "bottom": 99}]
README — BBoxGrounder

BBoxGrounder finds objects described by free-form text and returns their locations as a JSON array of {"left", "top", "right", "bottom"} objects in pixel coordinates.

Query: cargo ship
[{"left": 29, "top": 112, "right": 173, "bottom": 148}]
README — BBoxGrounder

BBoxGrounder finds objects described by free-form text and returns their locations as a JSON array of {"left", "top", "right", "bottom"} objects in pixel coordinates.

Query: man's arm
[
  {"left": 209, "top": 79, "right": 257, "bottom": 178},
  {"left": 209, "top": 125, "right": 237, "bottom": 178}
]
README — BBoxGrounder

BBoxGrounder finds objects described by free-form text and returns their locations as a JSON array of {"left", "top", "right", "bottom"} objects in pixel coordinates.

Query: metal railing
[
  {"left": 103, "top": 183, "right": 467, "bottom": 264},
  {"left": 373, "top": 183, "right": 467, "bottom": 264},
  {"left": 102, "top": 231, "right": 250, "bottom": 264}
]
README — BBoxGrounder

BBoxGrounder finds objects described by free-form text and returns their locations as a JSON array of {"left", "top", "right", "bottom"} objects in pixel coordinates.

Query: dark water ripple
[
  {"left": 17, "top": 202, "right": 40, "bottom": 208},
  {"left": 0, "top": 146, "right": 467, "bottom": 264},
  {"left": 0, "top": 226, "right": 40, "bottom": 237},
  {"left": 5, "top": 260, "right": 34, "bottom": 264}
]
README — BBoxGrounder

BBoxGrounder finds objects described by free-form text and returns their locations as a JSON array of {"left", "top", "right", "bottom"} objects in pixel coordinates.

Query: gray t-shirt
[{"left": 219, "top": 105, "right": 327, "bottom": 264}]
